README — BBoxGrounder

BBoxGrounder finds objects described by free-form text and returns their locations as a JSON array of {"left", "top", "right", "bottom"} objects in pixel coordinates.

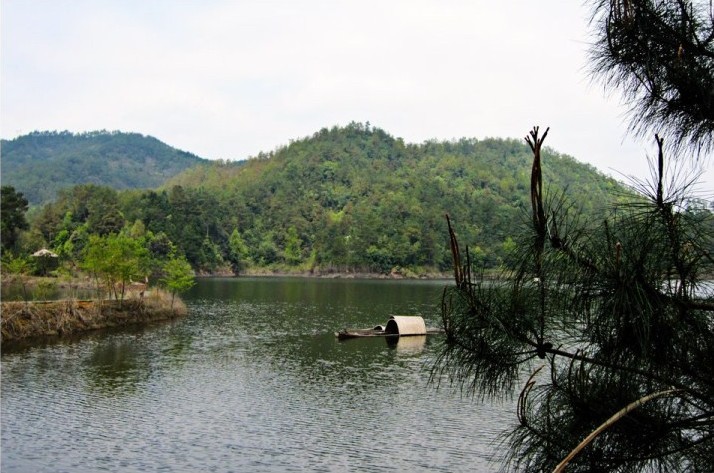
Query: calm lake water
[{"left": 1, "top": 277, "right": 515, "bottom": 472}]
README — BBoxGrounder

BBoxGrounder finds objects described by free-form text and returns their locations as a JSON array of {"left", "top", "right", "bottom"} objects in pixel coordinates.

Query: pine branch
[{"left": 552, "top": 388, "right": 682, "bottom": 473}]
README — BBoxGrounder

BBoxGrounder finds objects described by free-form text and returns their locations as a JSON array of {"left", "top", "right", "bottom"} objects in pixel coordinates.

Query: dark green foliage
[
  {"left": 1, "top": 130, "right": 207, "bottom": 205},
  {"left": 227, "top": 228, "right": 249, "bottom": 273},
  {"left": 435, "top": 130, "right": 714, "bottom": 472},
  {"left": 33, "top": 184, "right": 123, "bottom": 243},
  {"left": 1, "top": 186, "right": 29, "bottom": 251},
  {"left": 590, "top": 0, "right": 714, "bottom": 154},
  {"left": 437, "top": 5, "right": 714, "bottom": 467}
]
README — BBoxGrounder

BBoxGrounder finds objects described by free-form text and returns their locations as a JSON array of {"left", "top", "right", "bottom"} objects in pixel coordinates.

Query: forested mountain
[
  {"left": 28, "top": 123, "right": 628, "bottom": 275},
  {"left": 1, "top": 130, "right": 207, "bottom": 204}
]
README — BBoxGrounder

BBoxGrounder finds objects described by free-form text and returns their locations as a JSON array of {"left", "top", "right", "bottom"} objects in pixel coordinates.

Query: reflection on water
[
  {"left": 2, "top": 277, "right": 514, "bottom": 472},
  {"left": 85, "top": 337, "right": 153, "bottom": 394},
  {"left": 388, "top": 335, "right": 427, "bottom": 355}
]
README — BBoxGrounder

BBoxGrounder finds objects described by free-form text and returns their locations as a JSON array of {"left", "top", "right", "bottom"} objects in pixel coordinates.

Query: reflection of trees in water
[
  {"left": 85, "top": 338, "right": 151, "bottom": 394},
  {"left": 83, "top": 323, "right": 195, "bottom": 394},
  {"left": 176, "top": 280, "right": 445, "bottom": 400},
  {"left": 246, "top": 329, "right": 438, "bottom": 396}
]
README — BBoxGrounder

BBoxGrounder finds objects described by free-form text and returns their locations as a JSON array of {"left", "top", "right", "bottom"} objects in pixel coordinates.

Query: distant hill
[
  {"left": 1, "top": 130, "right": 207, "bottom": 204},
  {"left": 155, "top": 123, "right": 626, "bottom": 272},
  {"left": 27, "top": 123, "right": 631, "bottom": 273}
]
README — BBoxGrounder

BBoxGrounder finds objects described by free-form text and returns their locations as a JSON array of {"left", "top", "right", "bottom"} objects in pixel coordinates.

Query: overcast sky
[{"left": 2, "top": 0, "right": 712, "bottom": 193}]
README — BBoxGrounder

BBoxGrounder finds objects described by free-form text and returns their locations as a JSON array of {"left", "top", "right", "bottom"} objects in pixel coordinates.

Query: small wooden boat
[
  {"left": 335, "top": 316, "right": 442, "bottom": 340},
  {"left": 335, "top": 326, "right": 394, "bottom": 340}
]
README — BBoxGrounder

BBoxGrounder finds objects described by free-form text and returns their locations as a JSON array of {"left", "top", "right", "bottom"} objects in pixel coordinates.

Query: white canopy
[
  {"left": 384, "top": 316, "right": 427, "bottom": 336},
  {"left": 31, "top": 248, "right": 58, "bottom": 257}
]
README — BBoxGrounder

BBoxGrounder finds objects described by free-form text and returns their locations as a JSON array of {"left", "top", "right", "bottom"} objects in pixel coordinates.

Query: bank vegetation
[{"left": 1, "top": 289, "right": 186, "bottom": 343}]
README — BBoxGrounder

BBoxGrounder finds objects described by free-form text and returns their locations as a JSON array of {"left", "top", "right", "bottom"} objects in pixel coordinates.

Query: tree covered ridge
[
  {"left": 26, "top": 122, "right": 630, "bottom": 275},
  {"left": 1, "top": 130, "right": 207, "bottom": 205}
]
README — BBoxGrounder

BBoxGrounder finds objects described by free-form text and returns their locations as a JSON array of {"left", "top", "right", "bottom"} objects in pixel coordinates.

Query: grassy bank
[{"left": 1, "top": 290, "right": 186, "bottom": 343}]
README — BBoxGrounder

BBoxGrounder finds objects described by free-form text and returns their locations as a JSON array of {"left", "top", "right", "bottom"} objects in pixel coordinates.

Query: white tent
[{"left": 31, "top": 249, "right": 58, "bottom": 258}]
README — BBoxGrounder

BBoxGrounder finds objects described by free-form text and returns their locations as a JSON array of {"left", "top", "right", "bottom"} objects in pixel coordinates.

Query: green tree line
[
  {"left": 2, "top": 185, "right": 194, "bottom": 304},
  {"left": 6, "top": 124, "right": 643, "bottom": 276}
]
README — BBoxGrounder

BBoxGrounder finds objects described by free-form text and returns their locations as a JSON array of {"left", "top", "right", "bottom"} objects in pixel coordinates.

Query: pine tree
[
  {"left": 437, "top": 127, "right": 713, "bottom": 472},
  {"left": 590, "top": 0, "right": 714, "bottom": 154},
  {"left": 435, "top": 1, "right": 714, "bottom": 470},
  {"left": 1, "top": 186, "right": 29, "bottom": 251}
]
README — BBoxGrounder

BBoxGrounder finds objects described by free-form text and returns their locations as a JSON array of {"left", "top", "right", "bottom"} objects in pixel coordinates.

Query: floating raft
[{"left": 335, "top": 315, "right": 442, "bottom": 340}]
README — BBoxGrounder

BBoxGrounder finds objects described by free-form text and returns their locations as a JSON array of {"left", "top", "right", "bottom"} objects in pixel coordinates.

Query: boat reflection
[{"left": 386, "top": 334, "right": 427, "bottom": 355}]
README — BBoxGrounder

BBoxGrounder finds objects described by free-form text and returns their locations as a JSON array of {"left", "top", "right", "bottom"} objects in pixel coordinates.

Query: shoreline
[
  {"left": 5, "top": 270, "right": 458, "bottom": 290},
  {"left": 1, "top": 290, "right": 186, "bottom": 344},
  {"left": 222, "top": 269, "right": 455, "bottom": 280}
]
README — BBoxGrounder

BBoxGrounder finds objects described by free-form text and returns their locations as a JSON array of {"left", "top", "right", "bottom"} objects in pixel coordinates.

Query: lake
[{"left": 1, "top": 277, "right": 515, "bottom": 472}]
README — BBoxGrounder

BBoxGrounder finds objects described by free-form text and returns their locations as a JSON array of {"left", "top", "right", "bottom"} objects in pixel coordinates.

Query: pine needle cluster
[
  {"left": 434, "top": 128, "right": 714, "bottom": 471},
  {"left": 590, "top": 0, "right": 714, "bottom": 155}
]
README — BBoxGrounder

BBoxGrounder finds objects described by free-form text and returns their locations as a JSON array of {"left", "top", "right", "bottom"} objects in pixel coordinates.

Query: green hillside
[
  {"left": 28, "top": 123, "right": 628, "bottom": 275},
  {"left": 157, "top": 123, "right": 623, "bottom": 271},
  {"left": 1, "top": 130, "right": 207, "bottom": 205}
]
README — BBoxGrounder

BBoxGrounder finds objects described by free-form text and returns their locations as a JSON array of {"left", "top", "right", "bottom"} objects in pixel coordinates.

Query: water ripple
[{"left": 2, "top": 278, "right": 514, "bottom": 472}]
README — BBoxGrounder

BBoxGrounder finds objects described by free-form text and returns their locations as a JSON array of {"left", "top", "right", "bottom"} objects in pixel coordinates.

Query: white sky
[{"left": 2, "top": 0, "right": 712, "bottom": 194}]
